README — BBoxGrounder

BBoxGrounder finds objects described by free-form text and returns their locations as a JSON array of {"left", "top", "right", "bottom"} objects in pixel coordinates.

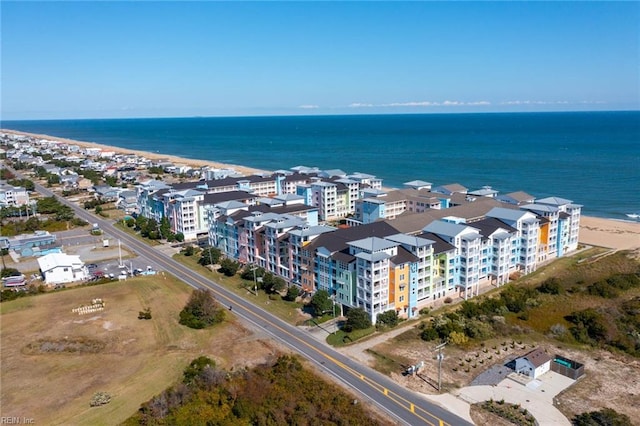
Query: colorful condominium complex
[{"left": 135, "top": 166, "right": 581, "bottom": 323}]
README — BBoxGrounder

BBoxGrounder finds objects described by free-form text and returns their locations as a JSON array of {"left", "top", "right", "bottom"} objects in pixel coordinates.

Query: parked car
[{"left": 87, "top": 263, "right": 98, "bottom": 269}]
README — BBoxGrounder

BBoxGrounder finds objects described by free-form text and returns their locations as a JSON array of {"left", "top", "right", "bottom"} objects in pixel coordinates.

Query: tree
[
  {"left": 125, "top": 217, "right": 135, "bottom": 228},
  {"left": 198, "top": 247, "right": 221, "bottom": 266},
  {"left": 105, "top": 175, "right": 118, "bottom": 187},
  {"left": 135, "top": 214, "right": 148, "bottom": 231},
  {"left": 159, "top": 216, "right": 171, "bottom": 240},
  {"left": 218, "top": 258, "right": 240, "bottom": 277},
  {"left": 262, "top": 273, "right": 286, "bottom": 294},
  {"left": 183, "top": 245, "right": 196, "bottom": 256},
  {"left": 47, "top": 174, "right": 60, "bottom": 185},
  {"left": 55, "top": 205, "right": 74, "bottom": 221},
  {"left": 179, "top": 289, "right": 225, "bottom": 329},
  {"left": 183, "top": 356, "right": 216, "bottom": 385},
  {"left": 344, "top": 307, "right": 371, "bottom": 332},
  {"left": 283, "top": 285, "right": 300, "bottom": 301},
  {"left": 376, "top": 310, "right": 399, "bottom": 328},
  {"left": 142, "top": 218, "right": 159, "bottom": 239},
  {"left": 309, "top": 289, "right": 333, "bottom": 317},
  {"left": 0, "top": 169, "right": 15, "bottom": 180}
]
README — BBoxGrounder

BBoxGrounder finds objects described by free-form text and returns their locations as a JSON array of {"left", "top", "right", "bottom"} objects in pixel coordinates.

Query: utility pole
[
  {"left": 253, "top": 264, "right": 258, "bottom": 296},
  {"left": 435, "top": 342, "right": 447, "bottom": 392}
]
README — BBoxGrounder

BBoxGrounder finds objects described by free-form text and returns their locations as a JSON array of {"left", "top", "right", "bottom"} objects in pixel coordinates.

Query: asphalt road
[{"left": 27, "top": 174, "right": 473, "bottom": 426}]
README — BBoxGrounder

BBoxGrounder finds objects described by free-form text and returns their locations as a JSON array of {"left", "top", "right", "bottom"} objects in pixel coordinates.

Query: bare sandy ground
[{"left": 579, "top": 216, "right": 640, "bottom": 250}]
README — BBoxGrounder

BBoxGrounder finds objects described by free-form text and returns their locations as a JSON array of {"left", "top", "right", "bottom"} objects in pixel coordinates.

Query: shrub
[
  {"left": 283, "top": 285, "right": 300, "bottom": 301},
  {"left": 309, "top": 289, "right": 333, "bottom": 317},
  {"left": 566, "top": 308, "right": 607, "bottom": 344},
  {"left": 537, "top": 277, "right": 563, "bottom": 295},
  {"left": 218, "top": 258, "right": 240, "bottom": 276},
  {"left": 573, "top": 408, "right": 633, "bottom": 426},
  {"left": 376, "top": 309, "right": 400, "bottom": 329},
  {"left": 183, "top": 356, "right": 216, "bottom": 385},
  {"left": 448, "top": 331, "right": 469, "bottom": 346},
  {"left": 420, "top": 327, "right": 439, "bottom": 341},
  {"left": 198, "top": 247, "right": 221, "bottom": 266},
  {"left": 587, "top": 280, "right": 619, "bottom": 298},
  {"left": 138, "top": 307, "right": 152, "bottom": 320},
  {"left": 444, "top": 297, "right": 453, "bottom": 304},
  {"left": 179, "top": 289, "right": 225, "bottom": 329},
  {"left": 419, "top": 307, "right": 431, "bottom": 316},
  {"left": 344, "top": 307, "right": 372, "bottom": 331},
  {"left": 90, "top": 391, "right": 111, "bottom": 407}
]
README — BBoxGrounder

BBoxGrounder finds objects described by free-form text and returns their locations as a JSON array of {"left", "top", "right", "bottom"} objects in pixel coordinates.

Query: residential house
[{"left": 37, "top": 252, "right": 88, "bottom": 285}]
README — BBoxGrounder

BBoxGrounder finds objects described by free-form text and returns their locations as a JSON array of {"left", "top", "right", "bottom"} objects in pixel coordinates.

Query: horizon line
[{"left": 2, "top": 108, "right": 639, "bottom": 123}]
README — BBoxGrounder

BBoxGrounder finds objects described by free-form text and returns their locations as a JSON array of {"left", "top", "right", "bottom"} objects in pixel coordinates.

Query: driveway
[{"left": 453, "top": 371, "right": 574, "bottom": 425}]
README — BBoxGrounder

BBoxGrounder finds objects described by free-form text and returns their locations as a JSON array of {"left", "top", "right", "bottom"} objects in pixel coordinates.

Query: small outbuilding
[
  {"left": 37, "top": 253, "right": 88, "bottom": 285},
  {"left": 514, "top": 347, "right": 552, "bottom": 379}
]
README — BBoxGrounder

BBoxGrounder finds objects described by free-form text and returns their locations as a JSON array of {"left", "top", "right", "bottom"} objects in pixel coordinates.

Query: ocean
[{"left": 2, "top": 111, "right": 639, "bottom": 220}]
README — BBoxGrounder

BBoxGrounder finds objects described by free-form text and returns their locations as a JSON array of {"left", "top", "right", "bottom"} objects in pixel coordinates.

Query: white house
[
  {"left": 37, "top": 253, "right": 88, "bottom": 285},
  {"left": 515, "top": 347, "right": 552, "bottom": 379}
]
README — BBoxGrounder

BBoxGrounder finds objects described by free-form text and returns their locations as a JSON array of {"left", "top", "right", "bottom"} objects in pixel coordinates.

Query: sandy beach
[
  {"left": 1, "top": 129, "right": 267, "bottom": 177},
  {"left": 578, "top": 216, "right": 640, "bottom": 251},
  {"left": 3, "top": 129, "right": 640, "bottom": 253}
]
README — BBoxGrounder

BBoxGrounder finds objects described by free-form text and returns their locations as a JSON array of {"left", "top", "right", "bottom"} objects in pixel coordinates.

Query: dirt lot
[{"left": 0, "top": 276, "right": 283, "bottom": 425}]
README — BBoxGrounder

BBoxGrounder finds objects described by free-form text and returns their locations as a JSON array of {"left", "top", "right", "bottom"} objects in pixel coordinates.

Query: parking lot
[{"left": 4, "top": 228, "right": 161, "bottom": 284}]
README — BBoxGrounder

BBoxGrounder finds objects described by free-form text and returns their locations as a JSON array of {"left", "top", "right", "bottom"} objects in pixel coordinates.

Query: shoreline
[
  {"left": 0, "top": 128, "right": 268, "bottom": 177},
  {"left": 2, "top": 129, "right": 639, "bottom": 251}
]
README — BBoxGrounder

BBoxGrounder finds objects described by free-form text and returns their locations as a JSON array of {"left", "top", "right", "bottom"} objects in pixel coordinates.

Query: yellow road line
[{"left": 122, "top": 232, "right": 449, "bottom": 426}]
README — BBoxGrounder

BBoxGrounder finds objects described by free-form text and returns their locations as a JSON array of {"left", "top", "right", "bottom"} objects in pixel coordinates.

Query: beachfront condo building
[
  {"left": 135, "top": 166, "right": 582, "bottom": 322},
  {"left": 136, "top": 168, "right": 385, "bottom": 239},
  {"left": 205, "top": 181, "right": 581, "bottom": 322}
]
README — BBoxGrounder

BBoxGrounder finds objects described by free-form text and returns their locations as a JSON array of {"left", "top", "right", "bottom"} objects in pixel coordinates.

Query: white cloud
[
  {"left": 500, "top": 100, "right": 596, "bottom": 106},
  {"left": 348, "top": 102, "right": 375, "bottom": 108},
  {"left": 348, "top": 100, "right": 491, "bottom": 108},
  {"left": 298, "top": 104, "right": 319, "bottom": 109}
]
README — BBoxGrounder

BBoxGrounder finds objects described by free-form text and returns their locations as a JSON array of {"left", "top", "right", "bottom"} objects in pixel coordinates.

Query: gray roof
[
  {"left": 423, "top": 220, "right": 479, "bottom": 238},
  {"left": 417, "top": 232, "right": 456, "bottom": 254},
  {"left": 403, "top": 180, "right": 432, "bottom": 189},
  {"left": 308, "top": 222, "right": 399, "bottom": 254},
  {"left": 348, "top": 236, "right": 398, "bottom": 252},
  {"left": 500, "top": 191, "right": 535, "bottom": 203},
  {"left": 385, "top": 233, "right": 435, "bottom": 248},
  {"left": 486, "top": 207, "right": 532, "bottom": 222},
  {"left": 355, "top": 250, "right": 392, "bottom": 262},
  {"left": 536, "top": 196, "right": 574, "bottom": 206},
  {"left": 214, "top": 200, "right": 248, "bottom": 210},
  {"left": 392, "top": 246, "right": 420, "bottom": 265},
  {"left": 433, "top": 183, "right": 468, "bottom": 194},
  {"left": 470, "top": 217, "right": 517, "bottom": 238},
  {"left": 520, "top": 203, "right": 559, "bottom": 214},
  {"left": 288, "top": 225, "right": 336, "bottom": 238},
  {"left": 203, "top": 191, "right": 257, "bottom": 205}
]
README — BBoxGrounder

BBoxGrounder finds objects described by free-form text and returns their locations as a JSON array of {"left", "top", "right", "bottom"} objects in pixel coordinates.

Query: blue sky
[{"left": 1, "top": 1, "right": 638, "bottom": 120}]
